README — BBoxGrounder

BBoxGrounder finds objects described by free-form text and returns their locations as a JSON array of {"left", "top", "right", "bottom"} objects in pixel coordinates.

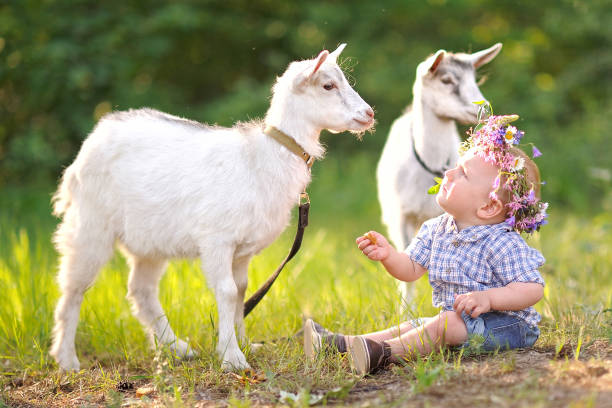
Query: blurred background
[
  {"left": 1, "top": 1, "right": 611, "bottom": 378},
  {"left": 1, "top": 0, "right": 611, "bottom": 220}
]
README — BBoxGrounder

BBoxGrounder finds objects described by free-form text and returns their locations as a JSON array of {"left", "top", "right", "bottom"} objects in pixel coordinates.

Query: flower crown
[{"left": 460, "top": 102, "right": 548, "bottom": 233}]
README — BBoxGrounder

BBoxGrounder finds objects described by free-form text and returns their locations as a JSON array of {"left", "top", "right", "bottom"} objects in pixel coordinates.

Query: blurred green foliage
[{"left": 1, "top": 0, "right": 611, "bottom": 212}]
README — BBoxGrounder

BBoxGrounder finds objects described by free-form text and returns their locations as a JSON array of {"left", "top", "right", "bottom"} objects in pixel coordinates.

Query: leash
[
  {"left": 243, "top": 193, "right": 309, "bottom": 316},
  {"left": 243, "top": 126, "right": 313, "bottom": 317}
]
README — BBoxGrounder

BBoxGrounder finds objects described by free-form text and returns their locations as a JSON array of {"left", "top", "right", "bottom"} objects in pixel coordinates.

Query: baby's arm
[
  {"left": 356, "top": 231, "right": 427, "bottom": 282},
  {"left": 453, "top": 281, "right": 544, "bottom": 318}
]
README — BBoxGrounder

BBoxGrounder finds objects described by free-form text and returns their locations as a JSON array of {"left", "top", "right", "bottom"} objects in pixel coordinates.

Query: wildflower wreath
[{"left": 431, "top": 102, "right": 548, "bottom": 234}]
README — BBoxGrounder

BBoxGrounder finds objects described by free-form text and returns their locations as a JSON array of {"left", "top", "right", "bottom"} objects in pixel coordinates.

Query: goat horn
[
  {"left": 329, "top": 43, "right": 347, "bottom": 62},
  {"left": 471, "top": 42, "right": 503, "bottom": 69}
]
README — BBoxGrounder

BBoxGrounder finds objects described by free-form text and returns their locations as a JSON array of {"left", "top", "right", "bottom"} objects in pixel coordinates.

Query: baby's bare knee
[{"left": 437, "top": 311, "right": 468, "bottom": 345}]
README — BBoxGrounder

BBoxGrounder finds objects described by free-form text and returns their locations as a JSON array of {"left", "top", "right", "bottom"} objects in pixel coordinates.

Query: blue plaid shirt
[{"left": 405, "top": 213, "right": 545, "bottom": 327}]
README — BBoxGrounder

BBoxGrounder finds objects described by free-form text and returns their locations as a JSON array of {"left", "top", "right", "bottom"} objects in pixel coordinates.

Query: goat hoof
[
  {"left": 55, "top": 354, "right": 80, "bottom": 372},
  {"left": 222, "top": 360, "right": 251, "bottom": 372},
  {"left": 170, "top": 339, "right": 195, "bottom": 359},
  {"left": 221, "top": 351, "right": 250, "bottom": 372}
]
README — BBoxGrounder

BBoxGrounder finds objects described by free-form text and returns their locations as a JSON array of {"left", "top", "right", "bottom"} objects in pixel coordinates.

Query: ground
[{"left": 3, "top": 341, "right": 611, "bottom": 407}]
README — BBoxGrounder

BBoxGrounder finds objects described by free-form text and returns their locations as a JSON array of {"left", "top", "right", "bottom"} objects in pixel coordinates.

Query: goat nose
[{"left": 365, "top": 108, "right": 374, "bottom": 118}]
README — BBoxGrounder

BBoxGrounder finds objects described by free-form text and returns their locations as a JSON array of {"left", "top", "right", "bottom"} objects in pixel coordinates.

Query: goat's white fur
[
  {"left": 50, "top": 44, "right": 374, "bottom": 372},
  {"left": 376, "top": 43, "right": 502, "bottom": 306}
]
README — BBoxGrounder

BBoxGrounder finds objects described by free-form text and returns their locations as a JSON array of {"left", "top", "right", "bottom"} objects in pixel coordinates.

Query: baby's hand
[
  {"left": 453, "top": 292, "right": 492, "bottom": 318},
  {"left": 356, "top": 231, "right": 391, "bottom": 261}
]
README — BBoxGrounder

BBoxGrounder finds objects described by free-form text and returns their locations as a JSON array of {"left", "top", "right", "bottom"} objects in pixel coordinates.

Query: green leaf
[{"left": 428, "top": 177, "right": 443, "bottom": 195}]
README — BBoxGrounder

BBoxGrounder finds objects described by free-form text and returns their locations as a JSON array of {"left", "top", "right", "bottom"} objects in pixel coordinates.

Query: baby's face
[{"left": 436, "top": 150, "right": 500, "bottom": 223}]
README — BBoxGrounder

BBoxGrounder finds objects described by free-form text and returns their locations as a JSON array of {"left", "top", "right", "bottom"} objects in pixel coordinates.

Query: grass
[{"left": 1, "top": 151, "right": 611, "bottom": 407}]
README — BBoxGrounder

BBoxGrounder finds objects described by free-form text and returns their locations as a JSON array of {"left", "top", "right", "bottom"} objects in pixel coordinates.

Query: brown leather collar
[{"left": 264, "top": 125, "right": 314, "bottom": 168}]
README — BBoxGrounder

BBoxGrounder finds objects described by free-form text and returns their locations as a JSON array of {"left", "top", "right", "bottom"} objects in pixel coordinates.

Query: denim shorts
[
  {"left": 460, "top": 311, "right": 540, "bottom": 351},
  {"left": 408, "top": 312, "right": 539, "bottom": 351}
]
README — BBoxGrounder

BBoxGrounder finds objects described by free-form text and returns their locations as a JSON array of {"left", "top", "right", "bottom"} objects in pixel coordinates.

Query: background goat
[
  {"left": 376, "top": 43, "right": 502, "bottom": 305},
  {"left": 50, "top": 44, "right": 374, "bottom": 371}
]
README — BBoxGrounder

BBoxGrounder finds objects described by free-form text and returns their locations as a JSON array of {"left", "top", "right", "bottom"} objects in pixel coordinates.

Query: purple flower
[
  {"left": 492, "top": 175, "right": 500, "bottom": 189},
  {"left": 532, "top": 145, "right": 542, "bottom": 158},
  {"left": 506, "top": 215, "right": 516, "bottom": 227},
  {"left": 514, "top": 130, "right": 524, "bottom": 145},
  {"left": 527, "top": 189, "right": 536, "bottom": 202},
  {"left": 493, "top": 130, "right": 505, "bottom": 146}
]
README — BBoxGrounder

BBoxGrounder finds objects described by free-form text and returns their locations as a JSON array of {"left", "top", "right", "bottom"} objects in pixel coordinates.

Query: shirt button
[{"left": 452, "top": 240, "right": 460, "bottom": 247}]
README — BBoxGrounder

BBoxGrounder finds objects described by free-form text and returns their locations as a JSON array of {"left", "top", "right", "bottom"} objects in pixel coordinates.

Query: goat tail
[{"left": 52, "top": 165, "right": 78, "bottom": 218}]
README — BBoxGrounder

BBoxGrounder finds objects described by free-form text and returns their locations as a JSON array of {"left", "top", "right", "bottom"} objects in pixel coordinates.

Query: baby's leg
[
  {"left": 307, "top": 318, "right": 425, "bottom": 357},
  {"left": 346, "top": 318, "right": 425, "bottom": 346},
  {"left": 384, "top": 311, "right": 467, "bottom": 359},
  {"left": 346, "top": 312, "right": 468, "bottom": 374}
]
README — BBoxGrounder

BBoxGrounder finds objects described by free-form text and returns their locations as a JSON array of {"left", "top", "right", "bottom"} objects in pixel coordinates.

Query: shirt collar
[{"left": 442, "top": 214, "right": 512, "bottom": 242}]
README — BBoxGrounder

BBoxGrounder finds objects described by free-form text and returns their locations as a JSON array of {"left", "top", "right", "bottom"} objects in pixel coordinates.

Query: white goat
[
  {"left": 376, "top": 44, "right": 502, "bottom": 304},
  {"left": 50, "top": 44, "right": 374, "bottom": 372}
]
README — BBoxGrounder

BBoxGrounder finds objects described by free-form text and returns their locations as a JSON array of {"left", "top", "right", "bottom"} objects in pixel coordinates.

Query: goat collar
[
  {"left": 411, "top": 136, "right": 447, "bottom": 178},
  {"left": 264, "top": 125, "right": 314, "bottom": 168}
]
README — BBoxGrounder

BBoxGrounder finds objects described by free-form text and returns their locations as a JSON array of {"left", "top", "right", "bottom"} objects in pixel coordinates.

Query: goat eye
[
  {"left": 323, "top": 83, "right": 335, "bottom": 91},
  {"left": 441, "top": 76, "right": 454, "bottom": 85}
]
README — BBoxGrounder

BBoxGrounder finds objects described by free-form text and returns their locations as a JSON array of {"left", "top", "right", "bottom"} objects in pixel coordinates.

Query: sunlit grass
[{"left": 0, "top": 152, "right": 610, "bottom": 405}]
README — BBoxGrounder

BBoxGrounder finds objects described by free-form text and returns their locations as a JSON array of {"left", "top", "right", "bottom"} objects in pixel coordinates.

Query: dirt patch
[
  {"left": 336, "top": 341, "right": 612, "bottom": 407},
  {"left": 2, "top": 342, "right": 611, "bottom": 407}
]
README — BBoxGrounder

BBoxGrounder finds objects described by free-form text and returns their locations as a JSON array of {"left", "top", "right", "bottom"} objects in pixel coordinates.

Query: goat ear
[
  {"left": 308, "top": 50, "right": 329, "bottom": 78},
  {"left": 428, "top": 50, "right": 445, "bottom": 74},
  {"left": 471, "top": 42, "right": 503, "bottom": 69},
  {"left": 329, "top": 43, "right": 347, "bottom": 63}
]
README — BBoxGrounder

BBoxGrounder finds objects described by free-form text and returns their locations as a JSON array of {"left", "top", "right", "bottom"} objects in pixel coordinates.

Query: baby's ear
[{"left": 477, "top": 196, "right": 505, "bottom": 221}]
